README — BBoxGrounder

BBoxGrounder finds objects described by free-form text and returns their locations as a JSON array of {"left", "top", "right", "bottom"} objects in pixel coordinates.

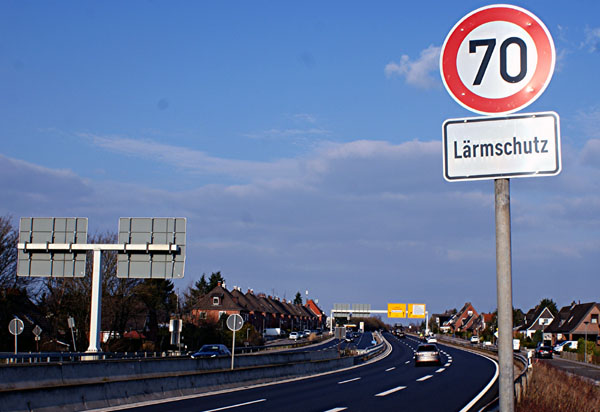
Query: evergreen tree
[{"left": 293, "top": 291, "right": 302, "bottom": 305}]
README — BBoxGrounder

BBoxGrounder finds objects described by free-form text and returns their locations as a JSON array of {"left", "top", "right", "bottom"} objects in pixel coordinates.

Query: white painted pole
[{"left": 87, "top": 250, "right": 103, "bottom": 352}]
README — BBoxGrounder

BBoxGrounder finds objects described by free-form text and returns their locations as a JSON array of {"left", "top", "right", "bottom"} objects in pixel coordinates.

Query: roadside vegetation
[{"left": 516, "top": 362, "right": 600, "bottom": 412}]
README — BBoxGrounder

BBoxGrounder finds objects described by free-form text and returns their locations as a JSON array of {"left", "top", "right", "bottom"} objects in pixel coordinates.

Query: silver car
[{"left": 415, "top": 343, "right": 441, "bottom": 366}]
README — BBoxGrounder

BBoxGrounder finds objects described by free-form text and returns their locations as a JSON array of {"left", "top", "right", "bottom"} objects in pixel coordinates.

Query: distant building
[
  {"left": 442, "top": 302, "right": 479, "bottom": 334},
  {"left": 188, "top": 282, "right": 327, "bottom": 332},
  {"left": 544, "top": 302, "right": 600, "bottom": 345},
  {"left": 517, "top": 305, "right": 555, "bottom": 339}
]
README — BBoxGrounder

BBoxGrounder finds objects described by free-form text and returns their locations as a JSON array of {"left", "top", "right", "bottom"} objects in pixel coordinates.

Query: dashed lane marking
[
  {"left": 199, "top": 399, "right": 267, "bottom": 412},
  {"left": 435, "top": 368, "right": 445, "bottom": 373},
  {"left": 416, "top": 375, "right": 433, "bottom": 382},
  {"left": 324, "top": 408, "right": 347, "bottom": 412},
  {"left": 385, "top": 367, "right": 396, "bottom": 372},
  {"left": 375, "top": 386, "right": 407, "bottom": 397},
  {"left": 405, "top": 360, "right": 411, "bottom": 364},
  {"left": 338, "top": 377, "right": 361, "bottom": 384},
  {"left": 445, "top": 363, "right": 451, "bottom": 367}
]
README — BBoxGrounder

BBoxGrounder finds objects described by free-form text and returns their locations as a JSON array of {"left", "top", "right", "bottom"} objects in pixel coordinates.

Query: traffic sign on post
[
  {"left": 440, "top": 4, "right": 555, "bottom": 115},
  {"left": 227, "top": 314, "right": 244, "bottom": 370}
]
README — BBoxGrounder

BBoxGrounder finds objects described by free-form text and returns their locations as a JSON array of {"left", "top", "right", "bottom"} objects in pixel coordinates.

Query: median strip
[{"left": 375, "top": 386, "right": 407, "bottom": 397}]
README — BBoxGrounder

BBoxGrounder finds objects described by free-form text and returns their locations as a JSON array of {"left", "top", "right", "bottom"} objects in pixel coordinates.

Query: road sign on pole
[
  {"left": 440, "top": 6, "right": 558, "bottom": 412},
  {"left": 9, "top": 317, "right": 24, "bottom": 354},
  {"left": 227, "top": 314, "right": 244, "bottom": 370},
  {"left": 440, "top": 4, "right": 555, "bottom": 115}
]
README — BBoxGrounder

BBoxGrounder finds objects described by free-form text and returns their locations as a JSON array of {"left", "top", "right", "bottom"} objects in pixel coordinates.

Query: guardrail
[{"left": 0, "top": 335, "right": 333, "bottom": 365}]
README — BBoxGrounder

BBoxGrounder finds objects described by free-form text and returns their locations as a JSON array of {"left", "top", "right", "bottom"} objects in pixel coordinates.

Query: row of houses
[
  {"left": 186, "top": 282, "right": 327, "bottom": 333},
  {"left": 517, "top": 301, "right": 600, "bottom": 345},
  {"left": 433, "top": 301, "right": 600, "bottom": 345}
]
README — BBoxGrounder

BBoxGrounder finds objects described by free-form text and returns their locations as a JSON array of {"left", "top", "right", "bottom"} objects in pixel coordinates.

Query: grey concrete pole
[
  {"left": 495, "top": 178, "right": 515, "bottom": 412},
  {"left": 86, "top": 250, "right": 103, "bottom": 352}
]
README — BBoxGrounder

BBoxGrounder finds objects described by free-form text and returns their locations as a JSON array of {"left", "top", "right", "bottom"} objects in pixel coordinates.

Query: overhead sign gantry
[{"left": 17, "top": 217, "right": 186, "bottom": 353}]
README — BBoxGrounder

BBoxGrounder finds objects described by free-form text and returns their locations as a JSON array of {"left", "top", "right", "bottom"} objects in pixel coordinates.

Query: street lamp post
[{"left": 584, "top": 321, "right": 589, "bottom": 363}]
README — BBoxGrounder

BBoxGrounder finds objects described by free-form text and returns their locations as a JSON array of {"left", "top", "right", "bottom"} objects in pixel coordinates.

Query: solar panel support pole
[{"left": 87, "top": 250, "right": 103, "bottom": 353}]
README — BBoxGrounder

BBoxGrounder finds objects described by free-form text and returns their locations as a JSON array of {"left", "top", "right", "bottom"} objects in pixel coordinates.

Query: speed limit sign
[{"left": 440, "top": 4, "right": 555, "bottom": 115}]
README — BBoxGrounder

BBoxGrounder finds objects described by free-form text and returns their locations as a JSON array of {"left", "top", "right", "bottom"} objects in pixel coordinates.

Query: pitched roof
[
  {"left": 518, "top": 306, "right": 554, "bottom": 331},
  {"left": 545, "top": 302, "right": 597, "bottom": 333},
  {"left": 192, "top": 284, "right": 245, "bottom": 311}
]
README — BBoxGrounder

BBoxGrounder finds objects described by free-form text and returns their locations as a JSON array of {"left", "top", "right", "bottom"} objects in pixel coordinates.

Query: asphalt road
[
  {"left": 115, "top": 333, "right": 498, "bottom": 412},
  {"left": 543, "top": 357, "right": 600, "bottom": 383}
]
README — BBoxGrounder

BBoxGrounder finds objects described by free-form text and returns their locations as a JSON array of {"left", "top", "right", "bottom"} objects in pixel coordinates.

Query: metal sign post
[
  {"left": 226, "top": 314, "right": 244, "bottom": 370},
  {"left": 495, "top": 179, "right": 514, "bottom": 412},
  {"left": 440, "top": 5, "right": 558, "bottom": 412},
  {"left": 9, "top": 317, "right": 25, "bottom": 354},
  {"left": 33, "top": 325, "right": 42, "bottom": 352}
]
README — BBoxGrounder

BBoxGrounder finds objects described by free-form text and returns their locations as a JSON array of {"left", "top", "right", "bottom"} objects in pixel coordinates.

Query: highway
[{"left": 111, "top": 333, "right": 498, "bottom": 412}]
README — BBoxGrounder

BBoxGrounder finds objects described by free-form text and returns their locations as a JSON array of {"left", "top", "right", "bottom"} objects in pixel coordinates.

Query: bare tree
[{"left": 0, "top": 216, "right": 18, "bottom": 289}]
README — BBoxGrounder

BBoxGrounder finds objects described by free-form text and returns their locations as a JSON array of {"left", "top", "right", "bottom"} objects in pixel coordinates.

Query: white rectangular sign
[{"left": 443, "top": 112, "right": 561, "bottom": 182}]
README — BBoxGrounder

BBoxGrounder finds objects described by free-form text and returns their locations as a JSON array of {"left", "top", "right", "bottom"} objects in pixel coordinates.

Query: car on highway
[
  {"left": 426, "top": 336, "right": 438, "bottom": 343},
  {"left": 289, "top": 331, "right": 301, "bottom": 340},
  {"left": 397, "top": 331, "right": 405, "bottom": 338},
  {"left": 535, "top": 345, "right": 553, "bottom": 359},
  {"left": 470, "top": 336, "right": 479, "bottom": 344},
  {"left": 303, "top": 329, "right": 312, "bottom": 337},
  {"left": 415, "top": 343, "right": 442, "bottom": 366},
  {"left": 553, "top": 340, "right": 577, "bottom": 352},
  {"left": 191, "top": 344, "right": 231, "bottom": 358}
]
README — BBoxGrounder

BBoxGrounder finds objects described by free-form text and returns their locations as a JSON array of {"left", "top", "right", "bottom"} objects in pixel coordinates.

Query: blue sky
[{"left": 1, "top": 1, "right": 599, "bottom": 320}]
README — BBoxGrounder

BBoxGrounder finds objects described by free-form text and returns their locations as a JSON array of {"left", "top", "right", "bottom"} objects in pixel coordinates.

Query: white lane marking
[
  {"left": 416, "top": 375, "right": 433, "bottom": 382},
  {"left": 200, "top": 399, "right": 267, "bottom": 412},
  {"left": 405, "top": 360, "right": 411, "bottom": 364},
  {"left": 445, "top": 363, "right": 451, "bottom": 367},
  {"left": 324, "top": 408, "right": 347, "bottom": 412},
  {"left": 375, "top": 386, "right": 407, "bottom": 397},
  {"left": 458, "top": 352, "right": 499, "bottom": 412},
  {"left": 338, "top": 377, "right": 361, "bottom": 384},
  {"left": 436, "top": 368, "right": 445, "bottom": 373},
  {"left": 385, "top": 367, "right": 396, "bottom": 372}
]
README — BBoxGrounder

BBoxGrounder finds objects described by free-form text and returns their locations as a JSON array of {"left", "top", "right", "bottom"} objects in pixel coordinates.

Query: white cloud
[
  {"left": 584, "top": 27, "right": 600, "bottom": 52},
  {"left": 1, "top": 135, "right": 598, "bottom": 315},
  {"left": 385, "top": 45, "right": 441, "bottom": 89}
]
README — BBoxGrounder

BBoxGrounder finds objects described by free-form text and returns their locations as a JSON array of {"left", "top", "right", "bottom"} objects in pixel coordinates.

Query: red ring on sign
[{"left": 441, "top": 6, "right": 554, "bottom": 114}]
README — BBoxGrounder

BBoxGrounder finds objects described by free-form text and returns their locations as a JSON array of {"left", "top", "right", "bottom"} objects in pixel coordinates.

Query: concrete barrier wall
[
  {"left": 0, "top": 356, "right": 354, "bottom": 412},
  {"left": 0, "top": 349, "right": 338, "bottom": 391}
]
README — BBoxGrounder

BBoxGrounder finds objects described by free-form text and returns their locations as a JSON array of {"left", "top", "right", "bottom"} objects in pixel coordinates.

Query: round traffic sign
[
  {"left": 9, "top": 318, "right": 24, "bottom": 336},
  {"left": 226, "top": 314, "right": 244, "bottom": 332},
  {"left": 440, "top": 5, "right": 555, "bottom": 115}
]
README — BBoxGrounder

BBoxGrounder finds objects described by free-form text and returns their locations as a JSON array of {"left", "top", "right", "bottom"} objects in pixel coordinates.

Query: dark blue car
[{"left": 191, "top": 344, "right": 231, "bottom": 358}]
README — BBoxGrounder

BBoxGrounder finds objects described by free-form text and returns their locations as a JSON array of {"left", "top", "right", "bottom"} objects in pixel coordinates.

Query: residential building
[
  {"left": 517, "top": 305, "right": 555, "bottom": 339},
  {"left": 544, "top": 302, "right": 600, "bottom": 345}
]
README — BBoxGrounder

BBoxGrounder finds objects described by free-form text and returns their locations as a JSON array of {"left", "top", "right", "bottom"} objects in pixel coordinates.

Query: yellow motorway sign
[
  {"left": 387, "top": 303, "right": 406, "bottom": 318},
  {"left": 407, "top": 303, "right": 426, "bottom": 318}
]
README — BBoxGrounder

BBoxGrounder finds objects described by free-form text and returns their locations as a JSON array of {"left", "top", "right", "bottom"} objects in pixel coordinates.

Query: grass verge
[{"left": 516, "top": 361, "right": 599, "bottom": 412}]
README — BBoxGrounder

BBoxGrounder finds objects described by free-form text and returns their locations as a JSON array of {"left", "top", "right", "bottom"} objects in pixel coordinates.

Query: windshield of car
[{"left": 200, "top": 345, "right": 221, "bottom": 351}]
